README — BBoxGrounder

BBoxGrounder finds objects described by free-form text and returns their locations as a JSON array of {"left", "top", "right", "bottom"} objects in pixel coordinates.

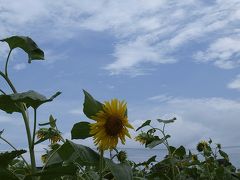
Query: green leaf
[
  {"left": 38, "top": 115, "right": 57, "bottom": 127},
  {"left": 146, "top": 155, "right": 157, "bottom": 165},
  {"left": 30, "top": 164, "right": 78, "bottom": 180},
  {"left": 157, "top": 117, "right": 176, "bottom": 124},
  {"left": 174, "top": 146, "right": 186, "bottom": 158},
  {"left": 1, "top": 36, "right": 44, "bottom": 63},
  {"left": 71, "top": 121, "right": 92, "bottom": 139},
  {"left": 47, "top": 140, "right": 100, "bottom": 167},
  {"left": 136, "top": 120, "right": 151, "bottom": 131},
  {"left": 147, "top": 135, "right": 170, "bottom": 149},
  {"left": 219, "top": 150, "right": 229, "bottom": 161},
  {"left": 169, "top": 146, "right": 176, "bottom": 154},
  {"left": 216, "top": 166, "right": 224, "bottom": 179},
  {"left": 0, "top": 95, "right": 21, "bottom": 114},
  {"left": 0, "top": 91, "right": 61, "bottom": 113},
  {"left": 105, "top": 159, "right": 133, "bottom": 180},
  {"left": 135, "top": 155, "right": 157, "bottom": 168},
  {"left": 85, "top": 170, "right": 100, "bottom": 179},
  {"left": 10, "top": 90, "right": 61, "bottom": 109},
  {"left": 83, "top": 90, "right": 103, "bottom": 119},
  {"left": 0, "top": 150, "right": 26, "bottom": 168},
  {"left": 0, "top": 168, "right": 19, "bottom": 180},
  {"left": 49, "top": 115, "right": 56, "bottom": 128}
]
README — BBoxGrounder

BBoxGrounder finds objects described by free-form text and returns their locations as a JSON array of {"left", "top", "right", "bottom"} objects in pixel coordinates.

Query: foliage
[
  {"left": 133, "top": 118, "right": 240, "bottom": 180},
  {"left": 0, "top": 35, "right": 239, "bottom": 180}
]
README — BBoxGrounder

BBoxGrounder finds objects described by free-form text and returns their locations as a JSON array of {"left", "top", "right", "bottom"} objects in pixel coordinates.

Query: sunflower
[
  {"left": 135, "top": 131, "right": 155, "bottom": 145},
  {"left": 36, "top": 128, "right": 62, "bottom": 144},
  {"left": 196, "top": 140, "right": 209, "bottom": 152},
  {"left": 135, "top": 132, "right": 149, "bottom": 145},
  {"left": 90, "top": 99, "right": 133, "bottom": 150}
]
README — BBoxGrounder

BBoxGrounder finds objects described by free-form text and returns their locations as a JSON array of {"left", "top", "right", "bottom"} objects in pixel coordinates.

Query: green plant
[
  {"left": 0, "top": 35, "right": 239, "bottom": 180},
  {"left": 134, "top": 118, "right": 240, "bottom": 180},
  {"left": 0, "top": 36, "right": 133, "bottom": 179}
]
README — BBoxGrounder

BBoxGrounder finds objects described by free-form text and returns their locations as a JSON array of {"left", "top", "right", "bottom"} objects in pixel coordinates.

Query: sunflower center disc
[{"left": 105, "top": 116, "right": 123, "bottom": 136}]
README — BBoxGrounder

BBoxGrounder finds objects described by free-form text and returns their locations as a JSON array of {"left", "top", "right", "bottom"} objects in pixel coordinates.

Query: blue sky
[{"left": 1, "top": 0, "right": 240, "bottom": 155}]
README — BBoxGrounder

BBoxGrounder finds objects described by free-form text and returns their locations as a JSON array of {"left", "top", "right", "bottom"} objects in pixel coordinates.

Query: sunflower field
[{"left": 0, "top": 36, "right": 240, "bottom": 180}]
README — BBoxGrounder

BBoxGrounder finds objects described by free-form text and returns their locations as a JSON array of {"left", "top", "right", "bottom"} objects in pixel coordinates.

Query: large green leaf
[
  {"left": 47, "top": 140, "right": 100, "bottom": 167},
  {"left": 219, "top": 150, "right": 229, "bottom": 161},
  {"left": 11, "top": 90, "right": 61, "bottom": 109},
  {"left": 71, "top": 121, "right": 92, "bottom": 139},
  {"left": 0, "top": 168, "right": 19, "bottom": 180},
  {"left": 0, "top": 95, "right": 21, "bottom": 114},
  {"left": 0, "top": 91, "right": 61, "bottom": 113},
  {"left": 83, "top": 90, "right": 103, "bottom": 119},
  {"left": 174, "top": 146, "right": 186, "bottom": 158},
  {"left": 0, "top": 150, "right": 26, "bottom": 168},
  {"left": 1, "top": 36, "right": 44, "bottom": 63},
  {"left": 29, "top": 164, "right": 78, "bottom": 180},
  {"left": 147, "top": 135, "right": 171, "bottom": 149},
  {"left": 105, "top": 159, "right": 133, "bottom": 180}
]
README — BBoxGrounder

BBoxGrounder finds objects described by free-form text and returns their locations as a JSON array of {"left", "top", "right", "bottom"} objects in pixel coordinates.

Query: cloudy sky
[{"left": 1, "top": 0, "right": 240, "bottom": 156}]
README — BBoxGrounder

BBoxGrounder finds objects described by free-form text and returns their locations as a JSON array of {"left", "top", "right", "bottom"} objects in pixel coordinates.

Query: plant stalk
[
  {"left": 5, "top": 49, "right": 12, "bottom": 77},
  {"left": 20, "top": 105, "right": 37, "bottom": 174},
  {"left": 99, "top": 150, "right": 104, "bottom": 180},
  {"left": 32, "top": 108, "right": 37, "bottom": 149}
]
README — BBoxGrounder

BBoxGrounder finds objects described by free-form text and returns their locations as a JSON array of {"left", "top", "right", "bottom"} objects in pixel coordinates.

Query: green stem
[
  {"left": 152, "top": 124, "right": 176, "bottom": 179},
  {"left": 0, "top": 70, "right": 36, "bottom": 174},
  {"left": 20, "top": 105, "right": 36, "bottom": 173},
  {"left": 99, "top": 150, "right": 104, "bottom": 180},
  {"left": 5, "top": 49, "right": 12, "bottom": 77},
  {"left": 32, "top": 108, "right": 37, "bottom": 149},
  {"left": 0, "top": 136, "right": 30, "bottom": 169},
  {"left": 0, "top": 71, "right": 17, "bottom": 93}
]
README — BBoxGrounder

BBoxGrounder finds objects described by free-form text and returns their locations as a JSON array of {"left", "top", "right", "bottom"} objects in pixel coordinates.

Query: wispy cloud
[
  {"left": 1, "top": 0, "right": 240, "bottom": 75},
  {"left": 228, "top": 74, "right": 240, "bottom": 90},
  {"left": 69, "top": 108, "right": 83, "bottom": 115},
  {"left": 194, "top": 36, "right": 240, "bottom": 69},
  {"left": 13, "top": 63, "right": 26, "bottom": 71},
  {"left": 128, "top": 95, "right": 240, "bottom": 147},
  {"left": 147, "top": 94, "right": 173, "bottom": 102}
]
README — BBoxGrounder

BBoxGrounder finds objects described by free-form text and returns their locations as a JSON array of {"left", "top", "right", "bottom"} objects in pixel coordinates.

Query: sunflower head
[
  {"left": 90, "top": 99, "right": 133, "bottom": 150},
  {"left": 135, "top": 131, "right": 155, "bottom": 146},
  {"left": 36, "top": 128, "right": 61, "bottom": 144},
  {"left": 135, "top": 132, "right": 148, "bottom": 145},
  {"left": 117, "top": 151, "right": 127, "bottom": 163},
  {"left": 197, "top": 140, "right": 209, "bottom": 152},
  {"left": 191, "top": 154, "right": 198, "bottom": 162}
]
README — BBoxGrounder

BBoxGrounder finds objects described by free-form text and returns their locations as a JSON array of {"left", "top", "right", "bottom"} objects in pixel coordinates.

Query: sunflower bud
[
  {"left": 197, "top": 141, "right": 209, "bottom": 152},
  {"left": 117, "top": 151, "right": 127, "bottom": 162}
]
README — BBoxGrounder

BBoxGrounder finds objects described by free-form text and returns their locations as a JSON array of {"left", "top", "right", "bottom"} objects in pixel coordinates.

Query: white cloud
[
  {"left": 1, "top": 0, "right": 240, "bottom": 75},
  {"left": 69, "top": 108, "right": 83, "bottom": 115},
  {"left": 127, "top": 96, "right": 240, "bottom": 148},
  {"left": 105, "top": 38, "right": 176, "bottom": 75},
  {"left": 148, "top": 94, "right": 173, "bottom": 102},
  {"left": 228, "top": 74, "right": 240, "bottom": 90},
  {"left": 13, "top": 63, "right": 26, "bottom": 71},
  {"left": 194, "top": 37, "right": 240, "bottom": 69}
]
